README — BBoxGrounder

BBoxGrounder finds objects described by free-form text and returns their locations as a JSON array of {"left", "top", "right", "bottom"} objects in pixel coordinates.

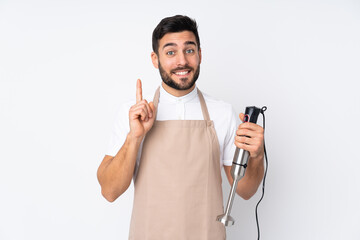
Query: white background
[{"left": 1, "top": 0, "right": 359, "bottom": 239}]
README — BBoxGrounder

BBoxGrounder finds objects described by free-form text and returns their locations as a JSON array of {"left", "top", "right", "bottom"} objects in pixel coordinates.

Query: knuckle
[
  {"left": 257, "top": 129, "right": 264, "bottom": 136},
  {"left": 141, "top": 108, "right": 147, "bottom": 114},
  {"left": 129, "top": 107, "right": 137, "bottom": 114},
  {"left": 139, "top": 103, "right": 148, "bottom": 111},
  {"left": 144, "top": 102, "right": 150, "bottom": 108},
  {"left": 234, "top": 141, "right": 242, "bottom": 148},
  {"left": 238, "top": 129, "right": 248, "bottom": 137}
]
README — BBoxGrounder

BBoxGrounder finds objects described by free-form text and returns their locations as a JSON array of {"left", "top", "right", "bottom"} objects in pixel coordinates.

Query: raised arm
[{"left": 97, "top": 79, "right": 156, "bottom": 202}]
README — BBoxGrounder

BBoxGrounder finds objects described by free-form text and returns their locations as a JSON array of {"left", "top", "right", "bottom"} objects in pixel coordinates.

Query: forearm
[
  {"left": 236, "top": 155, "right": 264, "bottom": 200},
  {"left": 97, "top": 133, "right": 143, "bottom": 202}
]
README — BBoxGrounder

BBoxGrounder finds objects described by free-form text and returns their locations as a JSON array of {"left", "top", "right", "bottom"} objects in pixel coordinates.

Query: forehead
[{"left": 159, "top": 31, "right": 197, "bottom": 48}]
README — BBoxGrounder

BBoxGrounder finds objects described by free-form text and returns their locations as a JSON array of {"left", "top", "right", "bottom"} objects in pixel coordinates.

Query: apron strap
[
  {"left": 197, "top": 89, "right": 210, "bottom": 121},
  {"left": 153, "top": 87, "right": 160, "bottom": 109},
  {"left": 152, "top": 86, "right": 210, "bottom": 121}
]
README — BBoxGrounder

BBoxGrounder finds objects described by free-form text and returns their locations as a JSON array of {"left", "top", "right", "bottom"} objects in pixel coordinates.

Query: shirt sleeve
[
  {"left": 222, "top": 107, "right": 240, "bottom": 166},
  {"left": 105, "top": 103, "right": 131, "bottom": 157}
]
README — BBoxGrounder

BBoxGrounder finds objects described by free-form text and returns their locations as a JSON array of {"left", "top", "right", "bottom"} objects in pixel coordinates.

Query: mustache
[{"left": 171, "top": 65, "right": 194, "bottom": 72}]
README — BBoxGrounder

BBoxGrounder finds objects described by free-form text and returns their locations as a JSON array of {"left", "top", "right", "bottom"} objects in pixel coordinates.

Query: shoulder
[
  {"left": 201, "top": 91, "right": 234, "bottom": 115},
  {"left": 200, "top": 91, "right": 238, "bottom": 130}
]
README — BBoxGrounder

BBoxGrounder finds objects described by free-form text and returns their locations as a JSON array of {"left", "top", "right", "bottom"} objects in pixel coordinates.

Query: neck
[{"left": 161, "top": 82, "right": 196, "bottom": 97}]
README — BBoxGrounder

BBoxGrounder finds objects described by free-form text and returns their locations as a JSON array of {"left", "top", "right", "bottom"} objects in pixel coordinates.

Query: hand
[
  {"left": 128, "top": 79, "right": 156, "bottom": 139},
  {"left": 235, "top": 113, "right": 264, "bottom": 159}
]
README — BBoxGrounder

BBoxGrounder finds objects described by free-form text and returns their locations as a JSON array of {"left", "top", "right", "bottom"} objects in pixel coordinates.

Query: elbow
[
  {"left": 100, "top": 182, "right": 130, "bottom": 202},
  {"left": 236, "top": 189, "right": 255, "bottom": 201},
  {"left": 241, "top": 194, "right": 252, "bottom": 201},
  {"left": 97, "top": 174, "right": 122, "bottom": 202},
  {"left": 97, "top": 172, "right": 131, "bottom": 202},
  {"left": 101, "top": 188, "right": 119, "bottom": 202}
]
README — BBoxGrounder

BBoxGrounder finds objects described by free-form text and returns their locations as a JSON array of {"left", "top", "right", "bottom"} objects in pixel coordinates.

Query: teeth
[{"left": 174, "top": 71, "right": 189, "bottom": 76}]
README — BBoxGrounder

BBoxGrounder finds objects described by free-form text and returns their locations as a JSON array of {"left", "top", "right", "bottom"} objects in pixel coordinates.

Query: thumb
[{"left": 239, "top": 113, "right": 245, "bottom": 122}]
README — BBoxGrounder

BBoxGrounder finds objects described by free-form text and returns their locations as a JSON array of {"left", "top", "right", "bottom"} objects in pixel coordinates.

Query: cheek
[
  {"left": 160, "top": 59, "right": 176, "bottom": 71},
  {"left": 189, "top": 56, "right": 200, "bottom": 66}
]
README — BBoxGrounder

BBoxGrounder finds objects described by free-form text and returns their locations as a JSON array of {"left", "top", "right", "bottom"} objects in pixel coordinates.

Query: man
[{"left": 97, "top": 15, "right": 265, "bottom": 239}]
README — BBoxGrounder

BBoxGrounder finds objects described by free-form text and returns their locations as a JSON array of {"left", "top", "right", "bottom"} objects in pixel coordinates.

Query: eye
[
  {"left": 186, "top": 49, "right": 195, "bottom": 54},
  {"left": 166, "top": 51, "right": 175, "bottom": 56}
]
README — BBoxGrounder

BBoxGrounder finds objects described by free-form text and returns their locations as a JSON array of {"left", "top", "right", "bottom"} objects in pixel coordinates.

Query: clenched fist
[{"left": 235, "top": 113, "right": 264, "bottom": 160}]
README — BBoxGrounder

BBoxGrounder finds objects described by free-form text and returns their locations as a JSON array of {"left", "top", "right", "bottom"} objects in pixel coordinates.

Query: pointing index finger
[{"left": 136, "top": 79, "right": 143, "bottom": 103}]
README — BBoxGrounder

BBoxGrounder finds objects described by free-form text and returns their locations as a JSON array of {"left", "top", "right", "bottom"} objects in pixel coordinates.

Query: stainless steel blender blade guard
[{"left": 216, "top": 214, "right": 235, "bottom": 226}]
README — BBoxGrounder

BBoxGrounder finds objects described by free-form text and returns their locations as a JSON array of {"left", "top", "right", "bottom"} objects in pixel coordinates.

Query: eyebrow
[
  {"left": 163, "top": 43, "right": 177, "bottom": 49},
  {"left": 185, "top": 41, "right": 197, "bottom": 47},
  {"left": 162, "top": 41, "right": 197, "bottom": 49}
]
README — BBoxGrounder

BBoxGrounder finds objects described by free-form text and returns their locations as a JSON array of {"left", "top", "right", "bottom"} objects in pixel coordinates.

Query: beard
[{"left": 158, "top": 62, "right": 200, "bottom": 91}]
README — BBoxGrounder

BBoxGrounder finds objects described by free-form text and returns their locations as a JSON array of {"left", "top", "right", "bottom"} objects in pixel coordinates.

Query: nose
[{"left": 176, "top": 51, "right": 188, "bottom": 66}]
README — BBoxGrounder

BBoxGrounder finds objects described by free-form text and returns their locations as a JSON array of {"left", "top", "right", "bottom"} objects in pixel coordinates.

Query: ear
[
  {"left": 198, "top": 48, "right": 202, "bottom": 64},
  {"left": 151, "top": 52, "right": 159, "bottom": 69}
]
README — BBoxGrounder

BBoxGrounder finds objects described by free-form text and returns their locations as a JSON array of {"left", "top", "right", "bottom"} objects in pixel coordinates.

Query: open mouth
[{"left": 172, "top": 69, "right": 191, "bottom": 76}]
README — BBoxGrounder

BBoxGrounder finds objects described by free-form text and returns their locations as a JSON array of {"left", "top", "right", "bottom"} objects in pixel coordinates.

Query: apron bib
[{"left": 129, "top": 87, "right": 226, "bottom": 240}]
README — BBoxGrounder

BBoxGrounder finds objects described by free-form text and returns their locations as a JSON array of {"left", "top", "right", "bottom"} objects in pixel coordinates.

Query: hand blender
[{"left": 217, "top": 106, "right": 262, "bottom": 226}]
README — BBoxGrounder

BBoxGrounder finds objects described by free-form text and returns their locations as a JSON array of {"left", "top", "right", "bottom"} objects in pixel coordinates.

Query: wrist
[
  {"left": 254, "top": 152, "right": 264, "bottom": 161},
  {"left": 126, "top": 132, "right": 144, "bottom": 146},
  {"left": 249, "top": 153, "right": 264, "bottom": 168}
]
